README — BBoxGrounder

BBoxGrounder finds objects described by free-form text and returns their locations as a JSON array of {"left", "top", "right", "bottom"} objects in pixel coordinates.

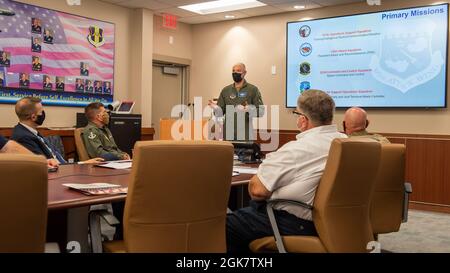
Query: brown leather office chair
[
  {"left": 103, "top": 140, "right": 234, "bottom": 253},
  {"left": 74, "top": 128, "right": 90, "bottom": 161},
  {"left": 0, "top": 154, "right": 48, "bottom": 253},
  {"left": 371, "top": 144, "right": 411, "bottom": 237},
  {"left": 249, "top": 138, "right": 381, "bottom": 253}
]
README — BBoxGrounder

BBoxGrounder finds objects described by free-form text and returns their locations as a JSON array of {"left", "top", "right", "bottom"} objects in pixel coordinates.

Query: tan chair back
[
  {"left": 370, "top": 144, "right": 406, "bottom": 234},
  {"left": 123, "top": 140, "right": 234, "bottom": 252},
  {"left": 0, "top": 154, "right": 48, "bottom": 253},
  {"left": 74, "top": 128, "right": 90, "bottom": 161},
  {"left": 312, "top": 138, "right": 381, "bottom": 252}
]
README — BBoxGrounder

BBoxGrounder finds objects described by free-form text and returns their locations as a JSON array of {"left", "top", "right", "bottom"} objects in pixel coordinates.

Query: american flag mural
[{"left": 0, "top": 0, "right": 114, "bottom": 106}]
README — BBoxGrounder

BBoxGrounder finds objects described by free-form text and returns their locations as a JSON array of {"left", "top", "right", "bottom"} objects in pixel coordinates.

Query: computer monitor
[
  {"left": 116, "top": 101, "right": 135, "bottom": 114},
  {"left": 231, "top": 141, "right": 261, "bottom": 163}
]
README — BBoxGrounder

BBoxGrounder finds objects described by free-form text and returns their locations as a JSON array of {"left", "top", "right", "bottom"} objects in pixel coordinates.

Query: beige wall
[
  {"left": 129, "top": 9, "right": 154, "bottom": 127},
  {"left": 190, "top": 0, "right": 450, "bottom": 134},
  {"left": 153, "top": 15, "right": 192, "bottom": 61},
  {"left": 0, "top": 0, "right": 134, "bottom": 128}
]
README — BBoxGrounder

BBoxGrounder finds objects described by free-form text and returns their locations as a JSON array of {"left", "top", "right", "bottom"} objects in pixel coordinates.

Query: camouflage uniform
[{"left": 82, "top": 121, "right": 125, "bottom": 161}]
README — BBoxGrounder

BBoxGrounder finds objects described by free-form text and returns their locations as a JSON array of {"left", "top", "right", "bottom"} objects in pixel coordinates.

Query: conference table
[
  {"left": 48, "top": 163, "right": 254, "bottom": 209},
  {"left": 46, "top": 163, "right": 256, "bottom": 252}
]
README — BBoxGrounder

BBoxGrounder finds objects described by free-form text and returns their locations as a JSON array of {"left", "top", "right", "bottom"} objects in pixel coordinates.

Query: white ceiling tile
[
  {"left": 239, "top": 5, "right": 284, "bottom": 17},
  {"left": 178, "top": 15, "right": 221, "bottom": 24},
  {"left": 312, "top": 0, "right": 365, "bottom": 6},
  {"left": 210, "top": 11, "right": 250, "bottom": 20},
  {"left": 275, "top": 2, "right": 322, "bottom": 12}
]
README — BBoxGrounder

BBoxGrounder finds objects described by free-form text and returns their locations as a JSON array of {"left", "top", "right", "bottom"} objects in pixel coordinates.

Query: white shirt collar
[
  {"left": 20, "top": 122, "right": 39, "bottom": 136},
  {"left": 296, "top": 124, "right": 338, "bottom": 140}
]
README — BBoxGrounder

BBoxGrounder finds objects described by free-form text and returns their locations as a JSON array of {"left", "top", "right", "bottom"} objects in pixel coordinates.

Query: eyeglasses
[{"left": 293, "top": 110, "right": 307, "bottom": 119}]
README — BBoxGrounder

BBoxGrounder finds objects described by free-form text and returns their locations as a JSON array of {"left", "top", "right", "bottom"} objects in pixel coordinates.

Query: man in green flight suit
[
  {"left": 209, "top": 63, "right": 264, "bottom": 141},
  {"left": 82, "top": 102, "right": 130, "bottom": 161}
]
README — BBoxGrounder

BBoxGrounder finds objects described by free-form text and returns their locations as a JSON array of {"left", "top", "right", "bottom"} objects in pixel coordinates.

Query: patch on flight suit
[
  {"left": 88, "top": 131, "right": 97, "bottom": 139},
  {"left": 238, "top": 91, "right": 248, "bottom": 98}
]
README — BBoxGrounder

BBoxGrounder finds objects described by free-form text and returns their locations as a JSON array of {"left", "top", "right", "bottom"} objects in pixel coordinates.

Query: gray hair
[
  {"left": 297, "top": 89, "right": 335, "bottom": 126},
  {"left": 232, "top": 63, "right": 246, "bottom": 72}
]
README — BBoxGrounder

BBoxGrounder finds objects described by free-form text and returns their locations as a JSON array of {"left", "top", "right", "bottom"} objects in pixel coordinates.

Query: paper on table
[
  {"left": 96, "top": 160, "right": 132, "bottom": 169},
  {"left": 232, "top": 171, "right": 240, "bottom": 177},
  {"left": 233, "top": 166, "right": 258, "bottom": 175},
  {"left": 63, "top": 183, "right": 127, "bottom": 195}
]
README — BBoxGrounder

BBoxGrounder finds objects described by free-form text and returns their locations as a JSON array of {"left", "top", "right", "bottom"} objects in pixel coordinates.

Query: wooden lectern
[{"left": 160, "top": 118, "right": 212, "bottom": 140}]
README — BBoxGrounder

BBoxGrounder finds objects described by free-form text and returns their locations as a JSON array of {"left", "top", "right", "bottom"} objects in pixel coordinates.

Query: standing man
[
  {"left": 226, "top": 90, "right": 347, "bottom": 253},
  {"left": 343, "top": 107, "right": 390, "bottom": 144},
  {"left": 209, "top": 63, "right": 264, "bottom": 140},
  {"left": 82, "top": 102, "right": 130, "bottom": 161}
]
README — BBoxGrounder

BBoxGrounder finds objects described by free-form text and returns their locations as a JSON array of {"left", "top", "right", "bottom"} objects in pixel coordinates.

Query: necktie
[{"left": 37, "top": 134, "right": 67, "bottom": 164}]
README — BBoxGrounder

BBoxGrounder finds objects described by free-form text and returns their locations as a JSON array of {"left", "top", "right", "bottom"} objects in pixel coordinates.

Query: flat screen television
[{"left": 286, "top": 4, "right": 449, "bottom": 108}]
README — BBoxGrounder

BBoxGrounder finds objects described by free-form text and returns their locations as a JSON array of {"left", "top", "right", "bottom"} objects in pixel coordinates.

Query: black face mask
[
  {"left": 35, "top": 111, "right": 46, "bottom": 126},
  {"left": 232, "top": 72, "right": 243, "bottom": 83}
]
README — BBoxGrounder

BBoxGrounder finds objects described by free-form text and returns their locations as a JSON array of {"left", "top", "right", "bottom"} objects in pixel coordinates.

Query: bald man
[
  {"left": 343, "top": 107, "right": 390, "bottom": 144},
  {"left": 209, "top": 63, "right": 264, "bottom": 141}
]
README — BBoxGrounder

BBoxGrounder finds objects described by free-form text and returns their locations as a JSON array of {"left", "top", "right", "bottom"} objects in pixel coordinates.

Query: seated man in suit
[
  {"left": 82, "top": 102, "right": 130, "bottom": 161},
  {"left": 0, "top": 134, "right": 59, "bottom": 169},
  {"left": 226, "top": 90, "right": 347, "bottom": 253},
  {"left": 11, "top": 97, "right": 103, "bottom": 164},
  {"left": 343, "top": 107, "right": 390, "bottom": 144}
]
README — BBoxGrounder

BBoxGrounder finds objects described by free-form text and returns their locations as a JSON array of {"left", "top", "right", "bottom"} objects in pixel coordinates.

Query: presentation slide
[{"left": 286, "top": 4, "right": 448, "bottom": 108}]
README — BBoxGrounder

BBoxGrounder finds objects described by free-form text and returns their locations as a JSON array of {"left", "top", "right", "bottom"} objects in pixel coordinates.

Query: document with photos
[
  {"left": 96, "top": 160, "right": 132, "bottom": 170},
  {"left": 63, "top": 183, "right": 128, "bottom": 195}
]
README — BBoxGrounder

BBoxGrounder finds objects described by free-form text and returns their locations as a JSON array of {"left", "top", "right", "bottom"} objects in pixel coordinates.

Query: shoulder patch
[{"left": 88, "top": 131, "right": 97, "bottom": 140}]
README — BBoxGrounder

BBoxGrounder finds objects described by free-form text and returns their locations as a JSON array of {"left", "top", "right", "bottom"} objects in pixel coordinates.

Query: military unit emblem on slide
[
  {"left": 299, "top": 62, "right": 311, "bottom": 76},
  {"left": 299, "top": 25, "right": 311, "bottom": 38},
  {"left": 300, "top": 43, "right": 312, "bottom": 56}
]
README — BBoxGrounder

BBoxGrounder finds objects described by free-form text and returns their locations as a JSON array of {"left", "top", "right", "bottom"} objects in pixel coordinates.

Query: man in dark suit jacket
[
  {"left": 11, "top": 97, "right": 104, "bottom": 166},
  {"left": 11, "top": 97, "right": 64, "bottom": 164}
]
